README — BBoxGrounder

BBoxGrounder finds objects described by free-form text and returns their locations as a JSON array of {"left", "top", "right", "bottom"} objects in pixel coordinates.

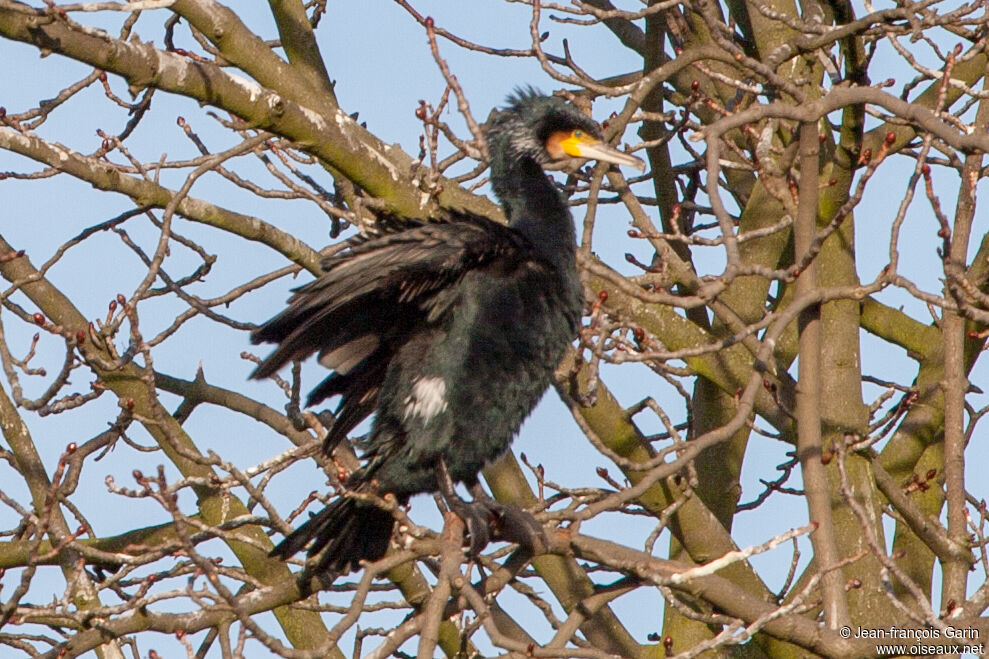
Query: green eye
[{"left": 574, "top": 130, "right": 584, "bottom": 138}]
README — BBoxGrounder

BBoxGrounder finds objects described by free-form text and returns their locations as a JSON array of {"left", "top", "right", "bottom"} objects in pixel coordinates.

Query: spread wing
[{"left": 250, "top": 213, "right": 533, "bottom": 452}]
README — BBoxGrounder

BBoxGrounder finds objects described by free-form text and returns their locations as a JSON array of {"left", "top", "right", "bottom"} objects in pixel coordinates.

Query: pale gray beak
[{"left": 575, "top": 141, "right": 646, "bottom": 172}]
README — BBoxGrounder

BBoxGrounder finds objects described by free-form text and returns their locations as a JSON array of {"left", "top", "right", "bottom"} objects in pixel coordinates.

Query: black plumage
[{"left": 252, "top": 90, "right": 645, "bottom": 573}]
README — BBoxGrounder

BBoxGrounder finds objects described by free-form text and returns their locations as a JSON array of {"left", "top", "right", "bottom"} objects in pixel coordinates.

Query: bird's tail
[{"left": 270, "top": 495, "right": 394, "bottom": 574}]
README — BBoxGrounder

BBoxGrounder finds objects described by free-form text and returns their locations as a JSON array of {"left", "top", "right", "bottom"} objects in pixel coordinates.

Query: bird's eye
[{"left": 573, "top": 130, "right": 584, "bottom": 138}]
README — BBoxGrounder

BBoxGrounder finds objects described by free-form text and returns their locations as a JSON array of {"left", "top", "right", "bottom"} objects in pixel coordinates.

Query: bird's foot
[
  {"left": 444, "top": 495, "right": 546, "bottom": 556},
  {"left": 444, "top": 495, "right": 493, "bottom": 555},
  {"left": 434, "top": 460, "right": 546, "bottom": 555},
  {"left": 468, "top": 481, "right": 547, "bottom": 554}
]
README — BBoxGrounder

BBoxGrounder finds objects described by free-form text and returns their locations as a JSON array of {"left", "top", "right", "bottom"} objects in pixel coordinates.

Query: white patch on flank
[{"left": 404, "top": 377, "right": 448, "bottom": 424}]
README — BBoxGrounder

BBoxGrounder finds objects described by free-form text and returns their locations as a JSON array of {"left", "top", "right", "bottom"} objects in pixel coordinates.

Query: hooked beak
[
  {"left": 569, "top": 139, "right": 646, "bottom": 172},
  {"left": 557, "top": 131, "right": 646, "bottom": 172}
]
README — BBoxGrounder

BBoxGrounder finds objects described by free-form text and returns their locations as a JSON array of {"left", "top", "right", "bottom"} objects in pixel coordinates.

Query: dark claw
[
  {"left": 481, "top": 498, "right": 547, "bottom": 554},
  {"left": 446, "top": 497, "right": 492, "bottom": 555},
  {"left": 435, "top": 460, "right": 546, "bottom": 555},
  {"left": 445, "top": 496, "right": 545, "bottom": 555}
]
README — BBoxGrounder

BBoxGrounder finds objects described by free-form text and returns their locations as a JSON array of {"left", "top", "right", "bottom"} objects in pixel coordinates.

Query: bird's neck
[{"left": 494, "top": 158, "right": 577, "bottom": 273}]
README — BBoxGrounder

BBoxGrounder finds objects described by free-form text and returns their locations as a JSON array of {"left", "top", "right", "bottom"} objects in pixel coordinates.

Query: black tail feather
[{"left": 270, "top": 496, "right": 394, "bottom": 574}]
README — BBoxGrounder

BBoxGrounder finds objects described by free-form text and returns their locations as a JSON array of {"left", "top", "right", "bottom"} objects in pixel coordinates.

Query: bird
[{"left": 251, "top": 89, "right": 645, "bottom": 573}]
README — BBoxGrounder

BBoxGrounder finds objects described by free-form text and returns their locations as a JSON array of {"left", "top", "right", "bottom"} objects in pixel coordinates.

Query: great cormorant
[{"left": 251, "top": 90, "right": 645, "bottom": 573}]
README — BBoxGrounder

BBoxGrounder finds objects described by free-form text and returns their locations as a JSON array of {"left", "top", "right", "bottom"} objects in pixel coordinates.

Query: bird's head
[{"left": 487, "top": 88, "right": 645, "bottom": 173}]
